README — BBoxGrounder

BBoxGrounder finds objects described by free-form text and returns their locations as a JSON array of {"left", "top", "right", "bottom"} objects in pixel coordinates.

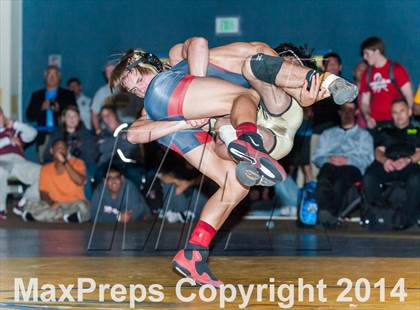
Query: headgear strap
[{"left": 127, "top": 49, "right": 163, "bottom": 73}]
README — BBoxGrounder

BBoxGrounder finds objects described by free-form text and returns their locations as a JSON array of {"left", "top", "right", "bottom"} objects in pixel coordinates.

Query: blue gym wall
[{"left": 23, "top": 0, "right": 420, "bottom": 115}]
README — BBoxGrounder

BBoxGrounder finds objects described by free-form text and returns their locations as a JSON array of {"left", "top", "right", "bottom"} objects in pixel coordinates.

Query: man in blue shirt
[
  {"left": 26, "top": 65, "right": 76, "bottom": 159},
  {"left": 312, "top": 101, "right": 374, "bottom": 226}
]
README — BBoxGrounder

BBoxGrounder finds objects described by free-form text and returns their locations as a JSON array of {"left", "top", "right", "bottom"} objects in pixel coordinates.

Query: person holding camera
[
  {"left": 43, "top": 105, "right": 98, "bottom": 164},
  {"left": 26, "top": 65, "right": 77, "bottom": 159},
  {"left": 22, "top": 139, "right": 90, "bottom": 223},
  {"left": 363, "top": 98, "right": 420, "bottom": 226},
  {"left": 43, "top": 106, "right": 98, "bottom": 197}
]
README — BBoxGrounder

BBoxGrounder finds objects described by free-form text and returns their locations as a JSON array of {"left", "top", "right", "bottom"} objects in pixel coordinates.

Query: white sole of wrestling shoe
[{"left": 328, "top": 78, "right": 358, "bottom": 105}]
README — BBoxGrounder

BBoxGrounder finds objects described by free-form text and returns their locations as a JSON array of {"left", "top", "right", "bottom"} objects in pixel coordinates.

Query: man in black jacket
[
  {"left": 26, "top": 65, "right": 77, "bottom": 159},
  {"left": 364, "top": 99, "right": 420, "bottom": 227}
]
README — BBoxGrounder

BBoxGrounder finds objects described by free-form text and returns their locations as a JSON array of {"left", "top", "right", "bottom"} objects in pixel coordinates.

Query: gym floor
[{"left": 1, "top": 211, "right": 419, "bottom": 309}]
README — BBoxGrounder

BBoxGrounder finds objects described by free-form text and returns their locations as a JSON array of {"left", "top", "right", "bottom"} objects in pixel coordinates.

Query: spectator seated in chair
[
  {"left": 0, "top": 107, "right": 41, "bottom": 219},
  {"left": 43, "top": 105, "right": 98, "bottom": 198},
  {"left": 312, "top": 101, "right": 374, "bottom": 227},
  {"left": 363, "top": 98, "right": 420, "bottom": 227},
  {"left": 43, "top": 105, "right": 98, "bottom": 164},
  {"left": 95, "top": 105, "right": 144, "bottom": 188},
  {"left": 157, "top": 152, "right": 207, "bottom": 223},
  {"left": 22, "top": 139, "right": 90, "bottom": 223},
  {"left": 90, "top": 165, "right": 150, "bottom": 223}
]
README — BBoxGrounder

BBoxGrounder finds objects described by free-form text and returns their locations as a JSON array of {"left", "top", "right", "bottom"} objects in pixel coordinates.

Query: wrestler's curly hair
[
  {"left": 274, "top": 43, "right": 317, "bottom": 70},
  {"left": 109, "top": 49, "right": 167, "bottom": 92}
]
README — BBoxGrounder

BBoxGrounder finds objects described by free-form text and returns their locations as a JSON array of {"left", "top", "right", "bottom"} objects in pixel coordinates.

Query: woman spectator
[
  {"left": 44, "top": 105, "right": 98, "bottom": 163},
  {"left": 43, "top": 105, "right": 98, "bottom": 197},
  {"left": 95, "top": 105, "right": 144, "bottom": 188}
]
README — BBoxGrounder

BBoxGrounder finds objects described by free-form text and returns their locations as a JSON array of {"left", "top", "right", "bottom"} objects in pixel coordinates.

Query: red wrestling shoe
[
  {"left": 172, "top": 243, "right": 223, "bottom": 287},
  {"left": 228, "top": 132, "right": 286, "bottom": 183}
]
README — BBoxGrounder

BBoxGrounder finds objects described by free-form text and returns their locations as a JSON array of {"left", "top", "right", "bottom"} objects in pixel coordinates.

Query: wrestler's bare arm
[
  {"left": 168, "top": 37, "right": 209, "bottom": 76},
  {"left": 169, "top": 37, "right": 277, "bottom": 74},
  {"left": 127, "top": 109, "right": 187, "bottom": 144},
  {"left": 127, "top": 109, "right": 208, "bottom": 144},
  {"left": 128, "top": 39, "right": 214, "bottom": 144},
  {"left": 168, "top": 43, "right": 184, "bottom": 66}
]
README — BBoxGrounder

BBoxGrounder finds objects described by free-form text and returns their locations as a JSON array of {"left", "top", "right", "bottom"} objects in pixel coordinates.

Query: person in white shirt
[
  {"left": 312, "top": 101, "right": 374, "bottom": 226},
  {"left": 91, "top": 61, "right": 116, "bottom": 134},
  {"left": 67, "top": 78, "right": 92, "bottom": 130},
  {"left": 0, "top": 107, "right": 41, "bottom": 219}
]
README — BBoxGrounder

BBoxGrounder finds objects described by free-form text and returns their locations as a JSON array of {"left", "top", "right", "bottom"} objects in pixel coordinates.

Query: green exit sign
[{"left": 215, "top": 16, "right": 240, "bottom": 35}]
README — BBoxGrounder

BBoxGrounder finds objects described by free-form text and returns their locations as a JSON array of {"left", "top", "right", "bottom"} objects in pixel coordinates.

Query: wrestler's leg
[
  {"left": 213, "top": 116, "right": 279, "bottom": 186},
  {"left": 206, "top": 42, "right": 327, "bottom": 111},
  {"left": 215, "top": 96, "right": 304, "bottom": 187},
  {"left": 172, "top": 142, "right": 249, "bottom": 287},
  {"left": 184, "top": 142, "right": 249, "bottom": 227},
  {"left": 214, "top": 117, "right": 275, "bottom": 156},
  {"left": 182, "top": 76, "right": 260, "bottom": 125},
  {"left": 183, "top": 77, "right": 286, "bottom": 182},
  {"left": 242, "top": 55, "right": 358, "bottom": 106}
]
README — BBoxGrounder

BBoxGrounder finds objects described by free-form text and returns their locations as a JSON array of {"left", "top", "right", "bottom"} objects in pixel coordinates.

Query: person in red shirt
[{"left": 359, "top": 37, "right": 413, "bottom": 129}]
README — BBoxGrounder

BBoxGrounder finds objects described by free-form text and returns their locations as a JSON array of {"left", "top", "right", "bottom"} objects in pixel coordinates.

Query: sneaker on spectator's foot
[
  {"left": 0, "top": 211, "right": 7, "bottom": 220},
  {"left": 279, "top": 206, "right": 298, "bottom": 217},
  {"left": 13, "top": 205, "right": 24, "bottom": 216},
  {"left": 17, "top": 197, "right": 27, "bottom": 208},
  {"left": 319, "top": 210, "right": 338, "bottom": 227},
  {"left": 22, "top": 211, "right": 35, "bottom": 222},
  {"left": 64, "top": 212, "right": 81, "bottom": 223}
]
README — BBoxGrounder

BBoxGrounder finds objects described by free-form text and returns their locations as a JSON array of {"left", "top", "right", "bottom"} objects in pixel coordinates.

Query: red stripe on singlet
[
  {"left": 169, "top": 143, "right": 183, "bottom": 156},
  {"left": 167, "top": 75, "right": 196, "bottom": 117},
  {"left": 194, "top": 131, "right": 213, "bottom": 145}
]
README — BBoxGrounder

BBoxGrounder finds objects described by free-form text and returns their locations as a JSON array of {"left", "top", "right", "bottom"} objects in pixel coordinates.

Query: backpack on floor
[
  {"left": 299, "top": 181, "right": 318, "bottom": 226},
  {"left": 362, "top": 182, "right": 409, "bottom": 231}
]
